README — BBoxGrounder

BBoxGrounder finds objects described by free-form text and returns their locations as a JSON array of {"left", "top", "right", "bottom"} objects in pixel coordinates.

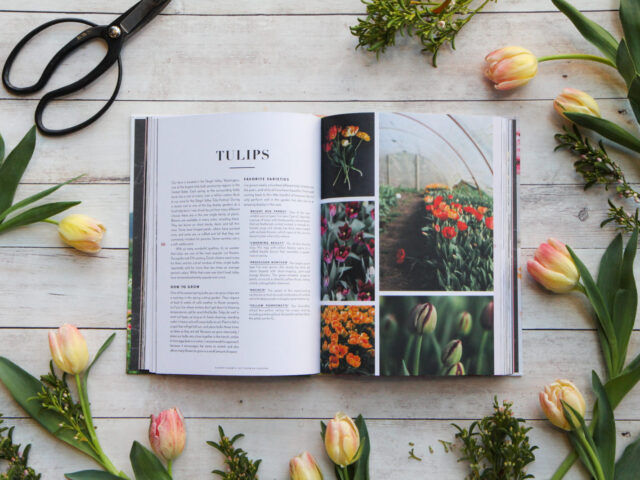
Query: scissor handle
[{"left": 2, "top": 18, "right": 125, "bottom": 136}]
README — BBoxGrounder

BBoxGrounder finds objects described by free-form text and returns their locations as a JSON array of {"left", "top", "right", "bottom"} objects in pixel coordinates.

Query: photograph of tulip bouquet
[
  {"left": 321, "top": 201, "right": 375, "bottom": 301},
  {"left": 321, "top": 113, "right": 375, "bottom": 199},
  {"left": 378, "top": 113, "right": 494, "bottom": 292},
  {"left": 380, "top": 295, "right": 494, "bottom": 376},
  {"left": 321, "top": 305, "right": 375, "bottom": 375}
]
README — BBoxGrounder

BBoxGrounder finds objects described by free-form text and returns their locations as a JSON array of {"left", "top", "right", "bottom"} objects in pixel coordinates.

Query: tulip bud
[
  {"left": 527, "top": 238, "right": 579, "bottom": 293},
  {"left": 48, "top": 324, "right": 89, "bottom": 375},
  {"left": 58, "top": 214, "right": 106, "bottom": 253},
  {"left": 290, "top": 452, "right": 323, "bottom": 480},
  {"left": 443, "top": 362, "right": 466, "bottom": 376},
  {"left": 324, "top": 412, "right": 360, "bottom": 467},
  {"left": 484, "top": 46, "right": 538, "bottom": 90},
  {"left": 442, "top": 339, "right": 463, "bottom": 366},
  {"left": 539, "top": 380, "right": 586, "bottom": 431},
  {"left": 149, "top": 408, "right": 186, "bottom": 463},
  {"left": 554, "top": 88, "right": 600, "bottom": 120},
  {"left": 457, "top": 311, "right": 472, "bottom": 335},
  {"left": 481, "top": 301, "right": 494, "bottom": 330},
  {"left": 408, "top": 302, "right": 437, "bottom": 335}
]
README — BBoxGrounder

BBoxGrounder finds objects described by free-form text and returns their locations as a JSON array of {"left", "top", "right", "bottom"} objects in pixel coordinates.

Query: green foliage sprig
[
  {"left": 452, "top": 398, "right": 537, "bottom": 480},
  {"left": 208, "top": 426, "right": 261, "bottom": 479},
  {"left": 350, "top": 0, "right": 497, "bottom": 66},
  {"left": 555, "top": 125, "right": 640, "bottom": 231},
  {"left": 0, "top": 414, "right": 41, "bottom": 480}
]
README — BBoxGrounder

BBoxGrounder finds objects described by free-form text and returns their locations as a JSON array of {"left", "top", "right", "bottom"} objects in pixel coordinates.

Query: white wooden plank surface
[
  {"left": 0, "top": 1, "right": 639, "bottom": 478},
  {"left": 0, "top": 0, "right": 621, "bottom": 14}
]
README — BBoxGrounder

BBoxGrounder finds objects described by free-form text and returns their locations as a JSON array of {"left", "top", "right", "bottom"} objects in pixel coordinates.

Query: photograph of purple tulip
[{"left": 321, "top": 201, "right": 375, "bottom": 301}]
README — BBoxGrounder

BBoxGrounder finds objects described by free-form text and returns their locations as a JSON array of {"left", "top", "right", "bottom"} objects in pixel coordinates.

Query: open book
[{"left": 128, "top": 112, "right": 520, "bottom": 376}]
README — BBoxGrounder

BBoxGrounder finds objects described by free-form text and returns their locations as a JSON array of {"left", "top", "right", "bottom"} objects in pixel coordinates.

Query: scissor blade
[{"left": 116, "top": 0, "right": 171, "bottom": 37}]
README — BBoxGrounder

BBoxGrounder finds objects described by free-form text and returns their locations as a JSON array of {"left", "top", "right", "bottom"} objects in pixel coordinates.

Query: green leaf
[
  {"left": 591, "top": 371, "right": 616, "bottom": 479},
  {"left": 628, "top": 76, "right": 640, "bottom": 125},
  {"left": 0, "top": 356, "right": 101, "bottom": 463},
  {"left": 605, "top": 351, "right": 640, "bottom": 408},
  {"left": 615, "top": 226, "right": 638, "bottom": 369},
  {"left": 567, "top": 246, "right": 619, "bottom": 376},
  {"left": 0, "top": 201, "right": 80, "bottom": 234},
  {"left": 552, "top": 0, "right": 619, "bottom": 62},
  {"left": 129, "top": 441, "right": 171, "bottom": 480},
  {"left": 80, "top": 333, "right": 116, "bottom": 403},
  {"left": 615, "top": 433, "right": 640, "bottom": 480},
  {"left": 565, "top": 113, "right": 640, "bottom": 154},
  {"left": 563, "top": 402, "right": 600, "bottom": 478},
  {"left": 0, "top": 126, "right": 36, "bottom": 217},
  {"left": 616, "top": 39, "right": 637, "bottom": 87},
  {"left": 0, "top": 132, "right": 4, "bottom": 165},
  {"left": 596, "top": 233, "right": 623, "bottom": 314},
  {"left": 65, "top": 471, "right": 125, "bottom": 480},
  {"left": 620, "top": 0, "right": 640, "bottom": 70},
  {"left": 351, "top": 415, "right": 371, "bottom": 480},
  {"left": 0, "top": 175, "right": 83, "bottom": 223}
]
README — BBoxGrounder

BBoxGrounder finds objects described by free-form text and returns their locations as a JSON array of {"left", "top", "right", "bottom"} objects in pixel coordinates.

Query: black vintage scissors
[{"left": 2, "top": 0, "right": 171, "bottom": 136}]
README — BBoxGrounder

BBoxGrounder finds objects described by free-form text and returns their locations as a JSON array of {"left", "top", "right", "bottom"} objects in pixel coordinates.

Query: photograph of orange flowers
[
  {"left": 322, "top": 201, "right": 375, "bottom": 301},
  {"left": 378, "top": 113, "right": 494, "bottom": 292},
  {"left": 321, "top": 305, "right": 375, "bottom": 375},
  {"left": 321, "top": 112, "right": 375, "bottom": 198},
  {"left": 380, "top": 295, "right": 494, "bottom": 376}
]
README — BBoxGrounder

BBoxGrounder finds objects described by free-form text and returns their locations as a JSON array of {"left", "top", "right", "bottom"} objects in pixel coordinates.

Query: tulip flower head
[
  {"left": 480, "top": 301, "right": 494, "bottom": 330},
  {"left": 527, "top": 238, "right": 580, "bottom": 293},
  {"left": 442, "top": 339, "right": 463, "bottom": 366},
  {"left": 48, "top": 324, "right": 89, "bottom": 375},
  {"left": 58, "top": 214, "right": 106, "bottom": 253},
  {"left": 290, "top": 452, "right": 323, "bottom": 480},
  {"left": 457, "top": 311, "right": 472, "bottom": 335},
  {"left": 484, "top": 46, "right": 538, "bottom": 90},
  {"left": 540, "top": 379, "right": 586, "bottom": 431},
  {"left": 408, "top": 302, "right": 437, "bottom": 335},
  {"left": 324, "top": 412, "right": 360, "bottom": 467},
  {"left": 554, "top": 88, "right": 601, "bottom": 120},
  {"left": 149, "top": 408, "right": 186, "bottom": 463}
]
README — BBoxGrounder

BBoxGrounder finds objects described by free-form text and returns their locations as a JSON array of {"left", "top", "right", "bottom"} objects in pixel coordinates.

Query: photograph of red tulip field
[
  {"left": 380, "top": 296, "right": 494, "bottom": 376},
  {"left": 378, "top": 113, "right": 495, "bottom": 292}
]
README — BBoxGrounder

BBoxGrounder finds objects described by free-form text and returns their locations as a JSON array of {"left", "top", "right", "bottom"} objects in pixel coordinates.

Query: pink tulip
[
  {"left": 48, "top": 324, "right": 89, "bottom": 375},
  {"left": 149, "top": 408, "right": 186, "bottom": 463},
  {"left": 527, "top": 238, "right": 579, "bottom": 293},
  {"left": 290, "top": 451, "right": 323, "bottom": 480},
  {"left": 484, "top": 46, "right": 538, "bottom": 90},
  {"left": 540, "top": 379, "right": 586, "bottom": 431}
]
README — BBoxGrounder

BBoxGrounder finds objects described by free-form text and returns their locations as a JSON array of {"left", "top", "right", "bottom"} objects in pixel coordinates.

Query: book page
[
  {"left": 151, "top": 113, "right": 321, "bottom": 375},
  {"left": 318, "top": 112, "right": 517, "bottom": 376}
]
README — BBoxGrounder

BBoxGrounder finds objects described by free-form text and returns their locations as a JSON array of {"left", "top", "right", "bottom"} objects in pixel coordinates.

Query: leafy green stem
[{"left": 40, "top": 218, "right": 59, "bottom": 225}]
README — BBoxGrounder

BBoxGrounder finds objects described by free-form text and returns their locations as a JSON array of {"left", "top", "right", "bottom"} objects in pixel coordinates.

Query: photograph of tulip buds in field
[
  {"left": 321, "top": 113, "right": 375, "bottom": 199},
  {"left": 322, "top": 201, "right": 375, "bottom": 301},
  {"left": 378, "top": 113, "right": 494, "bottom": 292},
  {"left": 380, "top": 295, "right": 494, "bottom": 376},
  {"left": 321, "top": 305, "right": 375, "bottom": 375}
]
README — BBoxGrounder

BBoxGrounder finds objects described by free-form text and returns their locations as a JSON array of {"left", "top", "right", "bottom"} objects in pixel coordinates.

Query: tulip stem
[
  {"left": 41, "top": 218, "right": 59, "bottom": 225},
  {"left": 537, "top": 54, "right": 616, "bottom": 68},
  {"left": 476, "top": 330, "right": 490, "bottom": 375},
  {"left": 412, "top": 334, "right": 424, "bottom": 375},
  {"left": 576, "top": 429, "right": 606, "bottom": 480},
  {"left": 429, "top": 334, "right": 442, "bottom": 371},
  {"left": 167, "top": 460, "right": 173, "bottom": 476},
  {"left": 75, "top": 374, "right": 127, "bottom": 478}
]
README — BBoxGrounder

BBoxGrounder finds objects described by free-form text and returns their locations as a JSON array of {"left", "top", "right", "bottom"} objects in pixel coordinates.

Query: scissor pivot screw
[{"left": 108, "top": 26, "right": 122, "bottom": 38}]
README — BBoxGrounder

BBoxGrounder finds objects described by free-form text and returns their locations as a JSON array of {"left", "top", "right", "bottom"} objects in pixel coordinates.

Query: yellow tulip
[
  {"left": 484, "top": 46, "right": 538, "bottom": 90},
  {"left": 540, "top": 379, "right": 586, "bottom": 430},
  {"left": 324, "top": 412, "right": 360, "bottom": 467},
  {"left": 58, "top": 214, "right": 106, "bottom": 253},
  {"left": 554, "top": 88, "right": 601, "bottom": 120}
]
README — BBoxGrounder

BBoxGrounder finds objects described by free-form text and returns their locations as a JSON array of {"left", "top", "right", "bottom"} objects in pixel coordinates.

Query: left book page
[{"left": 129, "top": 113, "right": 322, "bottom": 376}]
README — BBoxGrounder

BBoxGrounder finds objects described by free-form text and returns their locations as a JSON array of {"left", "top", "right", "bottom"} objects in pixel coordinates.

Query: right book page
[{"left": 319, "top": 112, "right": 519, "bottom": 377}]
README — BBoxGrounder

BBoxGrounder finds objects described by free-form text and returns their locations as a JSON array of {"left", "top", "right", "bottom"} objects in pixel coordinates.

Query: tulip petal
[{"left": 527, "top": 259, "right": 577, "bottom": 293}]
